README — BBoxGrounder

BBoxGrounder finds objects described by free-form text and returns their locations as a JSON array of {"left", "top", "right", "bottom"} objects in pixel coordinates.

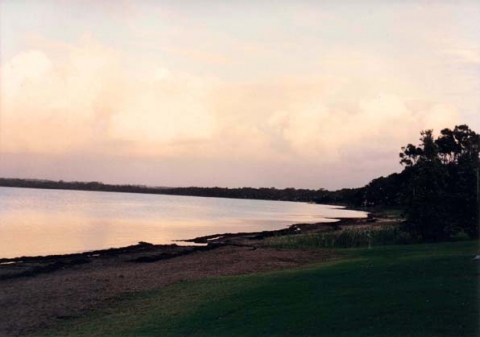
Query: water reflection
[{"left": 0, "top": 187, "right": 366, "bottom": 258}]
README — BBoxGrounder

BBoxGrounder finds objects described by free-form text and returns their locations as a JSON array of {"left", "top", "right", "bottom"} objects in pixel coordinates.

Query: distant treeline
[
  {"left": 158, "top": 186, "right": 364, "bottom": 205},
  {"left": 0, "top": 177, "right": 363, "bottom": 206},
  {"left": 0, "top": 178, "right": 168, "bottom": 195}
]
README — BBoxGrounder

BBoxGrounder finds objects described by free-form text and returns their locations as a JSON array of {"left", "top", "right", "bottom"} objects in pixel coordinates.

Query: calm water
[{"left": 0, "top": 187, "right": 366, "bottom": 258}]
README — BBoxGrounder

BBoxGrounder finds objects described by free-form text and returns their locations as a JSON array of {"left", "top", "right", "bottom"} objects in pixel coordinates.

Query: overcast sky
[{"left": 1, "top": 0, "right": 479, "bottom": 189}]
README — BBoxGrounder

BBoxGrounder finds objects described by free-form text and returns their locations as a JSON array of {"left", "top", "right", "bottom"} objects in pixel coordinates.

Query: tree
[{"left": 399, "top": 125, "right": 480, "bottom": 241}]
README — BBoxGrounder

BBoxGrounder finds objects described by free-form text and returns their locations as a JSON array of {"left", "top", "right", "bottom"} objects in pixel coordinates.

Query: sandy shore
[{"left": 0, "top": 216, "right": 388, "bottom": 336}]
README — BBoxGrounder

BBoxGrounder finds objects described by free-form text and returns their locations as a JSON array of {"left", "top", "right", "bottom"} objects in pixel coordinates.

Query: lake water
[{"left": 0, "top": 186, "right": 367, "bottom": 258}]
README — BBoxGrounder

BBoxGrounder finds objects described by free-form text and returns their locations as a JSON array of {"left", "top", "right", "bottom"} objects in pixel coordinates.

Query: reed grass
[{"left": 265, "top": 226, "right": 415, "bottom": 249}]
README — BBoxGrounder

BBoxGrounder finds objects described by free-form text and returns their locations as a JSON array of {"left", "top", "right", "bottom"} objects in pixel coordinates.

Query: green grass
[
  {"left": 265, "top": 226, "right": 414, "bottom": 249},
  {"left": 45, "top": 241, "right": 479, "bottom": 337}
]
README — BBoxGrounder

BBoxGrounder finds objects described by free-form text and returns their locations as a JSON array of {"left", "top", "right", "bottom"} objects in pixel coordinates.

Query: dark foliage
[
  {"left": 399, "top": 125, "right": 479, "bottom": 240},
  {"left": 352, "top": 124, "right": 479, "bottom": 241}
]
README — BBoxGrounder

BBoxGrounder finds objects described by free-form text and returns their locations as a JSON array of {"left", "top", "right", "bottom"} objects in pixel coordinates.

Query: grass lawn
[{"left": 46, "top": 241, "right": 479, "bottom": 337}]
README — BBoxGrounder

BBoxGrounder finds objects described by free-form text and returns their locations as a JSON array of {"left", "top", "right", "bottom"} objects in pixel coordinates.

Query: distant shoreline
[{"left": 0, "top": 177, "right": 363, "bottom": 206}]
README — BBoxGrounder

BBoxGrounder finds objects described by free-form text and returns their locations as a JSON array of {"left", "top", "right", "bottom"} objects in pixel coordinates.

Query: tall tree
[{"left": 400, "top": 125, "right": 480, "bottom": 240}]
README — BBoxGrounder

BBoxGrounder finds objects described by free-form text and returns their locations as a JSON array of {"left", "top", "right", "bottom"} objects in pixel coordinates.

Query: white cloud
[
  {"left": 442, "top": 48, "right": 480, "bottom": 64},
  {"left": 0, "top": 47, "right": 101, "bottom": 153},
  {"left": 1, "top": 50, "right": 52, "bottom": 98},
  {"left": 109, "top": 74, "right": 216, "bottom": 144},
  {"left": 0, "top": 41, "right": 461, "bottom": 165},
  {"left": 266, "top": 93, "right": 458, "bottom": 163},
  {"left": 0, "top": 39, "right": 221, "bottom": 156},
  {"left": 0, "top": 22, "right": 471, "bottom": 188}
]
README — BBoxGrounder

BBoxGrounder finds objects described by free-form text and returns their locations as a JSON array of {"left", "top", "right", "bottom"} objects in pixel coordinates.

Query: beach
[{"left": 0, "top": 216, "right": 380, "bottom": 336}]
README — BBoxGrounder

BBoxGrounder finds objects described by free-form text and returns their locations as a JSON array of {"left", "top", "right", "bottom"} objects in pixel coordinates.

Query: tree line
[{"left": 0, "top": 177, "right": 362, "bottom": 205}]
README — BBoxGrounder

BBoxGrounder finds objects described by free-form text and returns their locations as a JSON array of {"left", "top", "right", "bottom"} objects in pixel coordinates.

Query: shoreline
[
  {"left": 0, "top": 215, "right": 374, "bottom": 281},
  {"left": 0, "top": 216, "right": 368, "bottom": 261},
  {"left": 0, "top": 212, "right": 402, "bottom": 336}
]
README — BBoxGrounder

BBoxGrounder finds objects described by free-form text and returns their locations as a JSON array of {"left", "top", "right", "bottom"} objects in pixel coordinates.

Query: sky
[{"left": 0, "top": 0, "right": 479, "bottom": 189}]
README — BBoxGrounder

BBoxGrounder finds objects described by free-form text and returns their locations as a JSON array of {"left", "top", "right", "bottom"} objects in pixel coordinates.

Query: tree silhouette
[{"left": 400, "top": 125, "right": 479, "bottom": 240}]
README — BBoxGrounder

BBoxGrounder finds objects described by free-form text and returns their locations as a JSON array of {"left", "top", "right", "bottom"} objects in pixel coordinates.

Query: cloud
[
  {"left": 0, "top": 38, "right": 220, "bottom": 157},
  {"left": 0, "top": 35, "right": 465, "bottom": 188},
  {"left": 164, "top": 47, "right": 231, "bottom": 65},
  {"left": 0, "top": 39, "right": 122, "bottom": 153},
  {"left": 108, "top": 70, "right": 218, "bottom": 157},
  {"left": 442, "top": 48, "right": 480, "bottom": 64},
  {"left": 266, "top": 92, "right": 458, "bottom": 163},
  {"left": 1, "top": 50, "right": 53, "bottom": 96},
  {"left": 0, "top": 39, "right": 460, "bottom": 162}
]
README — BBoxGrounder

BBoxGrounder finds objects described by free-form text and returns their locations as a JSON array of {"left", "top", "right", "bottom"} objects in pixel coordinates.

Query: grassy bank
[{"left": 44, "top": 241, "right": 479, "bottom": 337}]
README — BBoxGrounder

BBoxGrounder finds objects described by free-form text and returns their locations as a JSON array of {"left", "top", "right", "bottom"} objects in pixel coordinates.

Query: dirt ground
[{"left": 0, "top": 242, "right": 337, "bottom": 336}]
